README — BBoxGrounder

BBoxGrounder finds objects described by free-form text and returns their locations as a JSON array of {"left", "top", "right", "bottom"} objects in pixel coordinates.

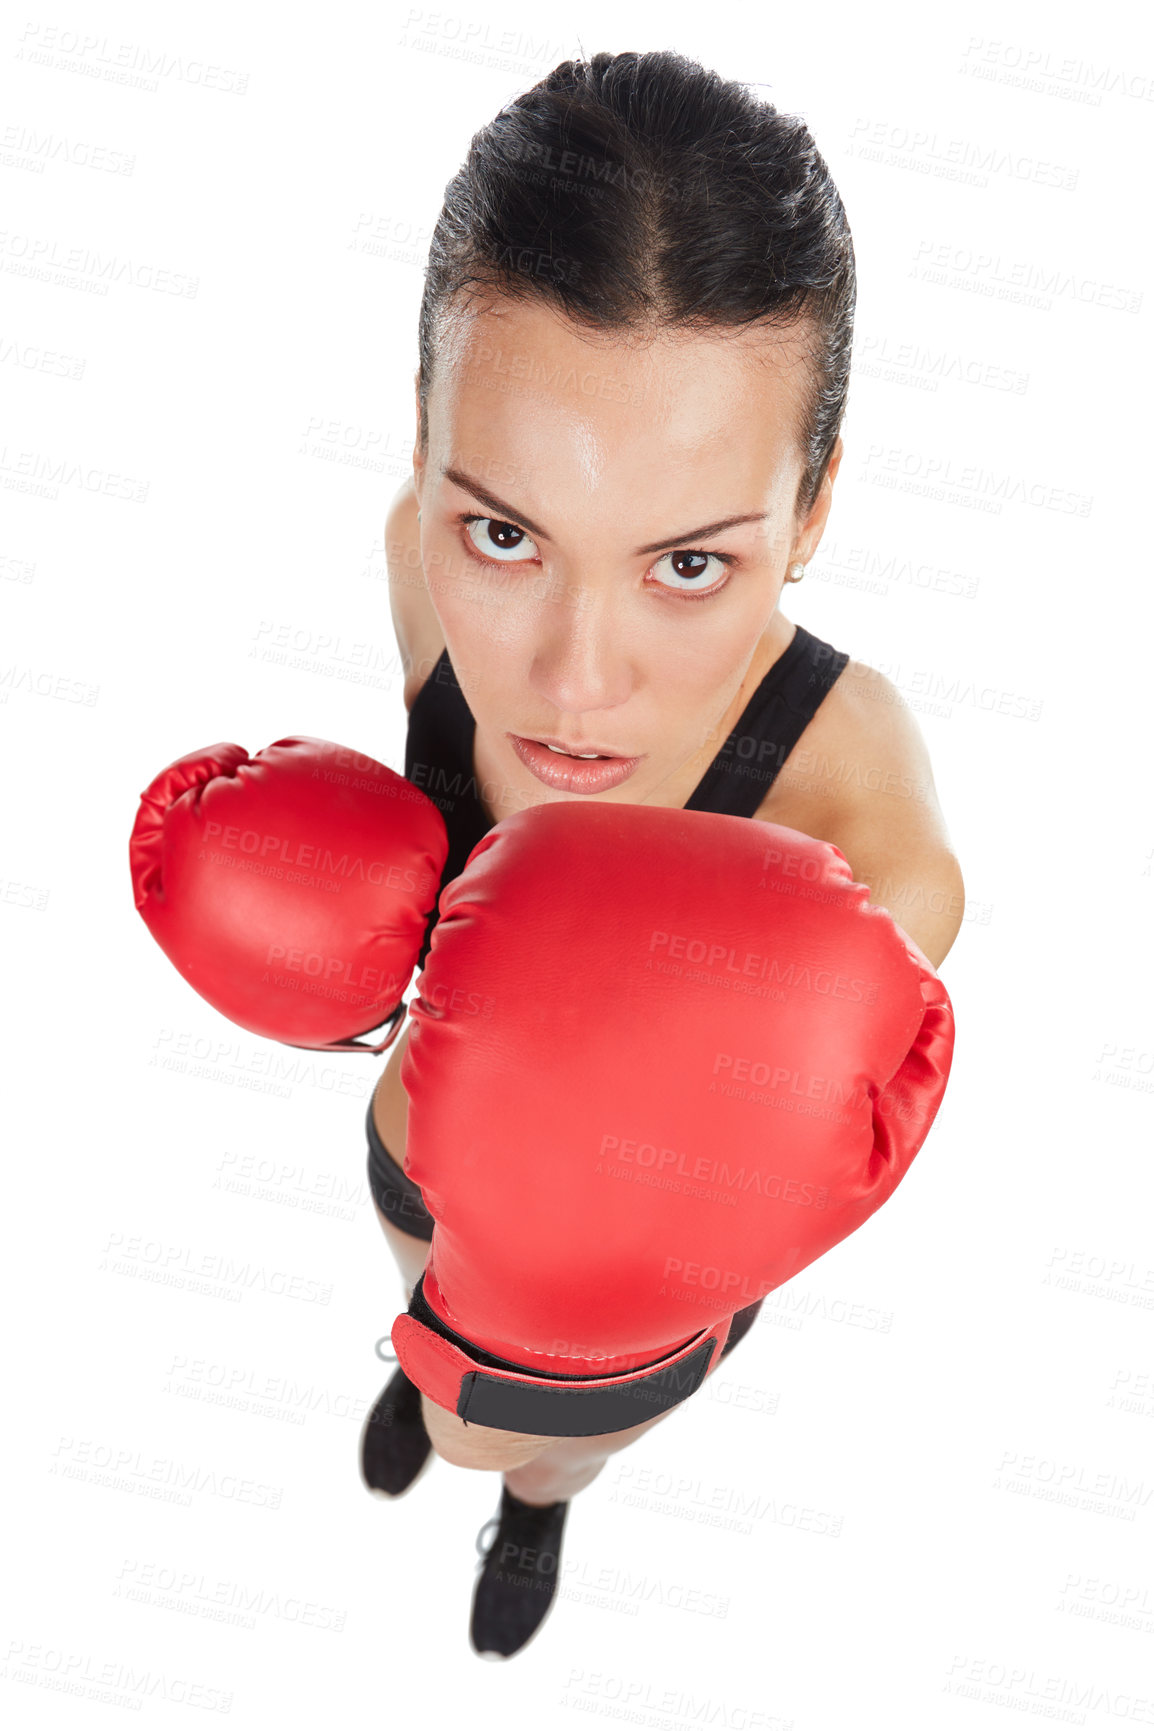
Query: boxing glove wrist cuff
[
  {"left": 293, "top": 999, "right": 407, "bottom": 1056},
  {"left": 390, "top": 1273, "right": 730, "bottom": 1438}
]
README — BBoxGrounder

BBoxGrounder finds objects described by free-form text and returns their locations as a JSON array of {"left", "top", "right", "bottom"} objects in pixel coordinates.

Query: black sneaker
[
  {"left": 359, "top": 1364, "right": 433, "bottom": 1497},
  {"left": 470, "top": 1485, "right": 569, "bottom": 1658}
]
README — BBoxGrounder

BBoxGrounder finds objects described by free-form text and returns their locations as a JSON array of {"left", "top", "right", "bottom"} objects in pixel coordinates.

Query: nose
[{"left": 525, "top": 579, "right": 634, "bottom": 723}]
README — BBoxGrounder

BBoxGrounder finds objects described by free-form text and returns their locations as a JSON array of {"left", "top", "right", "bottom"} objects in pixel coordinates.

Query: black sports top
[{"left": 403, "top": 621, "right": 849, "bottom": 970}]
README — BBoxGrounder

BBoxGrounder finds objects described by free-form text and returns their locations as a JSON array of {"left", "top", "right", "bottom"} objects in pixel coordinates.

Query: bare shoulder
[
  {"left": 757, "top": 653, "right": 965, "bottom": 966},
  {"left": 385, "top": 478, "right": 445, "bottom": 712}
]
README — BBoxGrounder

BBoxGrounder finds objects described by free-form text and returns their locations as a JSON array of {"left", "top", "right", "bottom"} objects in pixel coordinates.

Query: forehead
[{"left": 427, "top": 293, "right": 811, "bottom": 486}]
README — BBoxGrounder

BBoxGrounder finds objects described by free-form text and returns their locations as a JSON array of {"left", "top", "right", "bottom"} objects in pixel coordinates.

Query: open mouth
[{"left": 508, "top": 733, "right": 644, "bottom": 795}]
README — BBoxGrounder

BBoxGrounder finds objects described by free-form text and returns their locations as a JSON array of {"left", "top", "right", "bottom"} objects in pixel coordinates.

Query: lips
[
  {"left": 508, "top": 733, "right": 644, "bottom": 795},
  {"left": 530, "top": 733, "right": 623, "bottom": 758}
]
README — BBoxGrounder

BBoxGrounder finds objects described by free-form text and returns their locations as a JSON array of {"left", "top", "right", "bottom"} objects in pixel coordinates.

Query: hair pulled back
[{"left": 418, "top": 49, "right": 856, "bottom": 518}]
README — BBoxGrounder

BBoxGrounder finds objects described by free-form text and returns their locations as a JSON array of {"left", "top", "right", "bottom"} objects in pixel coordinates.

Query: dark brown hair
[{"left": 417, "top": 49, "right": 856, "bottom": 519}]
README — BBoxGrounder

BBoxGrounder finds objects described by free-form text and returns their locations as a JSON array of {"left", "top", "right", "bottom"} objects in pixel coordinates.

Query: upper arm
[
  {"left": 385, "top": 478, "right": 441, "bottom": 712},
  {"left": 767, "top": 660, "right": 966, "bottom": 969},
  {"left": 820, "top": 798, "right": 965, "bottom": 969}
]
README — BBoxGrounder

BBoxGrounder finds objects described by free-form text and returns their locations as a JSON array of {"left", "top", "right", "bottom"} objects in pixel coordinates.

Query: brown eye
[
  {"left": 465, "top": 517, "right": 538, "bottom": 563},
  {"left": 651, "top": 549, "right": 730, "bottom": 595}
]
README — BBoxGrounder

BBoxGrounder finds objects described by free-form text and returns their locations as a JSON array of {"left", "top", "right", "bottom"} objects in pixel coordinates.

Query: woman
[{"left": 360, "top": 48, "right": 964, "bottom": 1658}]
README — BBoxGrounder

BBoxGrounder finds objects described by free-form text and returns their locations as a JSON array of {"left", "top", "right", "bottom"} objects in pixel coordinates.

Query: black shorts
[
  {"left": 364, "top": 1102, "right": 763, "bottom": 1360},
  {"left": 365, "top": 1101, "right": 436, "bottom": 1242}
]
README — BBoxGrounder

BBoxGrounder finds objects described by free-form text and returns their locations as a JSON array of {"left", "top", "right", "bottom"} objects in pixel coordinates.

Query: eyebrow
[{"left": 441, "top": 466, "right": 768, "bottom": 555}]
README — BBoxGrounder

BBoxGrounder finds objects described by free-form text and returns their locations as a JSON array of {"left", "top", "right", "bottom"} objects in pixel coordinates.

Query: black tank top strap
[
  {"left": 404, "top": 648, "right": 490, "bottom": 870},
  {"left": 404, "top": 648, "right": 492, "bottom": 970},
  {"left": 684, "top": 623, "right": 849, "bottom": 818},
  {"left": 403, "top": 623, "right": 849, "bottom": 967}
]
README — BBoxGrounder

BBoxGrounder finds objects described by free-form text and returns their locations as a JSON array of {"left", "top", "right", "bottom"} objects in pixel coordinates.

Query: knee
[
  {"left": 504, "top": 1444, "right": 610, "bottom": 1506},
  {"left": 419, "top": 1393, "right": 554, "bottom": 1473}
]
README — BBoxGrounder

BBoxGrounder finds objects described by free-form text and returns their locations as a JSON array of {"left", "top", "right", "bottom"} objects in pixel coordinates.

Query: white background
[{"left": 3, "top": 0, "right": 1152, "bottom": 1725}]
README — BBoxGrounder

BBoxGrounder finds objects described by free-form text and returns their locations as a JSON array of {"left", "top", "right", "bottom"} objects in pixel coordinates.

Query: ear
[
  {"left": 412, "top": 372, "right": 426, "bottom": 489},
  {"left": 794, "top": 435, "right": 843, "bottom": 562}
]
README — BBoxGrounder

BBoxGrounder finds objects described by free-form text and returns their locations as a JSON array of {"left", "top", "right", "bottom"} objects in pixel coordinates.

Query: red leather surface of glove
[
  {"left": 399, "top": 800, "right": 953, "bottom": 1379},
  {"left": 130, "top": 737, "right": 448, "bottom": 1051}
]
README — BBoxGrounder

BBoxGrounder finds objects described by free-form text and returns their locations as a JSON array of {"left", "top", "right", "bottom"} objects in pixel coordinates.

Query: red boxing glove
[
  {"left": 130, "top": 737, "right": 448, "bottom": 1052},
  {"left": 393, "top": 801, "right": 953, "bottom": 1435}
]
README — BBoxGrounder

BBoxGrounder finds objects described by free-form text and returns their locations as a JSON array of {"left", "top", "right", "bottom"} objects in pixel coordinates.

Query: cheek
[
  {"left": 439, "top": 549, "right": 555, "bottom": 651},
  {"left": 433, "top": 586, "right": 534, "bottom": 714},
  {"left": 648, "top": 613, "right": 756, "bottom": 705}
]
